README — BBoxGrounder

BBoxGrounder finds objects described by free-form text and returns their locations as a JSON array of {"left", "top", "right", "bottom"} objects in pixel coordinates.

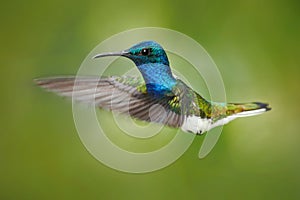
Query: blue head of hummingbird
[
  {"left": 35, "top": 40, "right": 271, "bottom": 135},
  {"left": 93, "top": 41, "right": 177, "bottom": 97}
]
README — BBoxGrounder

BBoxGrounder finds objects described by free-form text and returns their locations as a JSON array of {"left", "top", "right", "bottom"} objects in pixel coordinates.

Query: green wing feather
[{"left": 35, "top": 76, "right": 185, "bottom": 128}]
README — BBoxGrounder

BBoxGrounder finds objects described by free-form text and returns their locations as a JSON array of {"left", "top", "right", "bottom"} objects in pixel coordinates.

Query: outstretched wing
[{"left": 35, "top": 76, "right": 185, "bottom": 128}]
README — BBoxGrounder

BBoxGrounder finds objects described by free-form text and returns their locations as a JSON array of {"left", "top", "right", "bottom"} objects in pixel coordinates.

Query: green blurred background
[{"left": 1, "top": 0, "right": 300, "bottom": 199}]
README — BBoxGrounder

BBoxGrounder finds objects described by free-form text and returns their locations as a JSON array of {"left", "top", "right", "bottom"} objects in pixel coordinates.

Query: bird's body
[{"left": 35, "top": 41, "right": 270, "bottom": 134}]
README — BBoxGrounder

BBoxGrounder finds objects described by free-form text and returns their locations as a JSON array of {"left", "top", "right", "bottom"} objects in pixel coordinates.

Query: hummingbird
[{"left": 35, "top": 41, "right": 271, "bottom": 135}]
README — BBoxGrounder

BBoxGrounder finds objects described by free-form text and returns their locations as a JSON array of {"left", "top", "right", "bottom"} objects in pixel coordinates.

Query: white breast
[{"left": 181, "top": 116, "right": 212, "bottom": 134}]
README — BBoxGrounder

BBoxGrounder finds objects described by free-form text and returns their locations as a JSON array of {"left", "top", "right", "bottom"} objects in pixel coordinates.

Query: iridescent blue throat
[{"left": 137, "top": 63, "right": 177, "bottom": 97}]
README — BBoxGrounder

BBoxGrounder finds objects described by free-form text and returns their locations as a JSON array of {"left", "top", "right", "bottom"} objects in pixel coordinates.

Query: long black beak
[{"left": 93, "top": 51, "right": 129, "bottom": 59}]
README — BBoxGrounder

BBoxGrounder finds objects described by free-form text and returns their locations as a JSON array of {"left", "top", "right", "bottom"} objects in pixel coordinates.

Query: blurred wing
[{"left": 35, "top": 76, "right": 184, "bottom": 128}]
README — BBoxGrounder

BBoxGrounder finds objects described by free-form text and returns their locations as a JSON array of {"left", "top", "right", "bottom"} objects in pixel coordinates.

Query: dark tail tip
[{"left": 254, "top": 102, "right": 272, "bottom": 111}]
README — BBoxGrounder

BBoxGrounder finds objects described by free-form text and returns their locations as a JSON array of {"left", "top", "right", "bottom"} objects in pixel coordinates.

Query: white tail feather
[{"left": 235, "top": 108, "right": 267, "bottom": 118}]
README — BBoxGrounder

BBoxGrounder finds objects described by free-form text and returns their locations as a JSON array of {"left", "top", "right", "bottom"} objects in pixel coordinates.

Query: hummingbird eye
[{"left": 140, "top": 48, "right": 151, "bottom": 56}]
